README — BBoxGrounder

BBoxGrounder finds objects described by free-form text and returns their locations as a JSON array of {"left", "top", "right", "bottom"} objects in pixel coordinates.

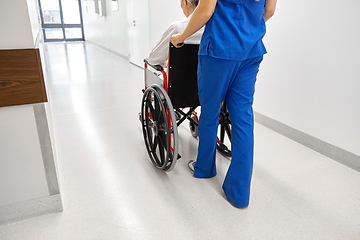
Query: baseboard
[
  {"left": 34, "top": 103, "right": 60, "bottom": 195},
  {"left": 0, "top": 194, "right": 63, "bottom": 226},
  {"left": 130, "top": 61, "right": 144, "bottom": 69},
  {"left": 85, "top": 40, "right": 129, "bottom": 61},
  {"left": 254, "top": 112, "right": 360, "bottom": 172}
]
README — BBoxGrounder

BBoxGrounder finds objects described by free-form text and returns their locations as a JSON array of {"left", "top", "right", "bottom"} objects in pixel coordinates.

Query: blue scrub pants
[{"left": 194, "top": 55, "right": 263, "bottom": 208}]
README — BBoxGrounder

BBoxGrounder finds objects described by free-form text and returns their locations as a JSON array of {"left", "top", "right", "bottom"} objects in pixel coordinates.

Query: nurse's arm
[
  {"left": 265, "top": 0, "right": 277, "bottom": 22},
  {"left": 171, "top": 0, "right": 217, "bottom": 48}
]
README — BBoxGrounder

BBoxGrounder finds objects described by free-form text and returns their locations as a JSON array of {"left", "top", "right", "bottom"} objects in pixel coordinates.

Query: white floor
[{"left": 0, "top": 42, "right": 359, "bottom": 240}]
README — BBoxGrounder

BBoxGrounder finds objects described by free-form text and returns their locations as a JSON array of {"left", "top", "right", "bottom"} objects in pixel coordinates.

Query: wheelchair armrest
[{"left": 144, "top": 58, "right": 163, "bottom": 71}]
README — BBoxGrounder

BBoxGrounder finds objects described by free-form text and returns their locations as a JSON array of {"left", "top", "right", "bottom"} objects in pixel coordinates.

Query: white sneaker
[{"left": 188, "top": 160, "right": 195, "bottom": 172}]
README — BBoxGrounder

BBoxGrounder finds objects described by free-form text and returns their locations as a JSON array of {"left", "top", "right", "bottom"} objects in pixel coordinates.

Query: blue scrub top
[{"left": 199, "top": 0, "right": 267, "bottom": 61}]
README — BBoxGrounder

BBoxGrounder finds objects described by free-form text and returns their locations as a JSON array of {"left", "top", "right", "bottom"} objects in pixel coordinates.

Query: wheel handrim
[{"left": 141, "top": 85, "right": 178, "bottom": 171}]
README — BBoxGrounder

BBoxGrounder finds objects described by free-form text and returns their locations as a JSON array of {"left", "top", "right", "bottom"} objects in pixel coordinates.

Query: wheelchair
[{"left": 140, "top": 44, "right": 232, "bottom": 172}]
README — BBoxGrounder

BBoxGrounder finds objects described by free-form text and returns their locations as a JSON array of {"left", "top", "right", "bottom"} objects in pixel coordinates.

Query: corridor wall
[
  {"left": 148, "top": 0, "right": 186, "bottom": 50},
  {"left": 254, "top": 1, "right": 360, "bottom": 159},
  {"left": 0, "top": 0, "right": 36, "bottom": 48},
  {"left": 81, "top": 0, "right": 184, "bottom": 65},
  {"left": 81, "top": 0, "right": 130, "bottom": 59},
  {"left": 0, "top": 0, "right": 62, "bottom": 225}
]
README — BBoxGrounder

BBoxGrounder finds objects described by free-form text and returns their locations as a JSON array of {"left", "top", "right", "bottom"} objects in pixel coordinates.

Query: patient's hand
[{"left": 170, "top": 33, "right": 185, "bottom": 48}]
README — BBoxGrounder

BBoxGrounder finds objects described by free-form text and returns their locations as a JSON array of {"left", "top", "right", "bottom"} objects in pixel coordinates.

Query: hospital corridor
[
  {"left": 1, "top": 0, "right": 360, "bottom": 239},
  {"left": 0, "top": 41, "right": 359, "bottom": 239}
]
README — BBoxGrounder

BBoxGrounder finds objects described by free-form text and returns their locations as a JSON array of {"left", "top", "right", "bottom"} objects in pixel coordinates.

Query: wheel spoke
[
  {"left": 152, "top": 135, "right": 158, "bottom": 152},
  {"left": 153, "top": 96, "right": 163, "bottom": 122},
  {"left": 158, "top": 127, "right": 170, "bottom": 134},
  {"left": 146, "top": 127, "right": 152, "bottom": 144},
  {"left": 145, "top": 119, "right": 154, "bottom": 145},
  {"left": 149, "top": 101, "right": 156, "bottom": 121},
  {"left": 225, "top": 123, "right": 231, "bottom": 141},
  {"left": 157, "top": 108, "right": 164, "bottom": 123},
  {"left": 158, "top": 135, "right": 166, "bottom": 165},
  {"left": 145, "top": 92, "right": 156, "bottom": 121},
  {"left": 220, "top": 124, "right": 225, "bottom": 142},
  {"left": 152, "top": 136, "right": 163, "bottom": 166}
]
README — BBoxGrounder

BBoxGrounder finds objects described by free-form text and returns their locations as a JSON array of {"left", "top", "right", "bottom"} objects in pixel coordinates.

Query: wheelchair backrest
[{"left": 168, "top": 43, "right": 200, "bottom": 109}]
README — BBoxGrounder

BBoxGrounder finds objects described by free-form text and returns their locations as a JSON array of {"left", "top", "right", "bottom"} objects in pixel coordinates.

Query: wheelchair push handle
[{"left": 144, "top": 58, "right": 163, "bottom": 71}]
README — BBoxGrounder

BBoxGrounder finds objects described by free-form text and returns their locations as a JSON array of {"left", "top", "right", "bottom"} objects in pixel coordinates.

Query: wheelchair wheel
[
  {"left": 217, "top": 102, "right": 232, "bottom": 158},
  {"left": 189, "top": 115, "right": 198, "bottom": 138},
  {"left": 141, "top": 84, "right": 178, "bottom": 171}
]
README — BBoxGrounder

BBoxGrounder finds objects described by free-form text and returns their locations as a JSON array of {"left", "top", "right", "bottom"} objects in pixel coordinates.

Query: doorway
[
  {"left": 127, "top": 0, "right": 150, "bottom": 67},
  {"left": 38, "top": 0, "right": 85, "bottom": 42}
]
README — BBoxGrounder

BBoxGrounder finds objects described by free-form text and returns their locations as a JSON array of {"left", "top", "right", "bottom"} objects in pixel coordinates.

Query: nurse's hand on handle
[
  {"left": 171, "top": 0, "right": 218, "bottom": 48},
  {"left": 170, "top": 34, "right": 185, "bottom": 48}
]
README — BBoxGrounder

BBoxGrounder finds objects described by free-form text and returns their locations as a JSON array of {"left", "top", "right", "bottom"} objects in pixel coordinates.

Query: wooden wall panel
[{"left": 0, "top": 49, "right": 48, "bottom": 108}]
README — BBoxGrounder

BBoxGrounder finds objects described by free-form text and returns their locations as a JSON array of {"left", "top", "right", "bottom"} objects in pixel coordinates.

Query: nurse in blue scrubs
[{"left": 171, "top": 0, "right": 277, "bottom": 208}]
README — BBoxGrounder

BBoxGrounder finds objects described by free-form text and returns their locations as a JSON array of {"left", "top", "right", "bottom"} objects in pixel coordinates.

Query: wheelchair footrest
[{"left": 217, "top": 143, "right": 232, "bottom": 158}]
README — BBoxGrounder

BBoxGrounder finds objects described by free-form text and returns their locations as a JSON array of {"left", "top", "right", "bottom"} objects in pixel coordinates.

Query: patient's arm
[
  {"left": 144, "top": 58, "right": 163, "bottom": 71},
  {"left": 148, "top": 24, "right": 177, "bottom": 68}
]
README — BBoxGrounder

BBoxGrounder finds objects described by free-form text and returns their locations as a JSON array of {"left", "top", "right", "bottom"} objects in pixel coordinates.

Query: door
[
  {"left": 127, "top": 0, "right": 150, "bottom": 67},
  {"left": 38, "top": 0, "right": 85, "bottom": 42}
]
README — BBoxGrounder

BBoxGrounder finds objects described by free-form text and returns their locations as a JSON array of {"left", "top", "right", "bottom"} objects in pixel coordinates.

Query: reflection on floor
[{"left": 0, "top": 42, "right": 359, "bottom": 240}]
